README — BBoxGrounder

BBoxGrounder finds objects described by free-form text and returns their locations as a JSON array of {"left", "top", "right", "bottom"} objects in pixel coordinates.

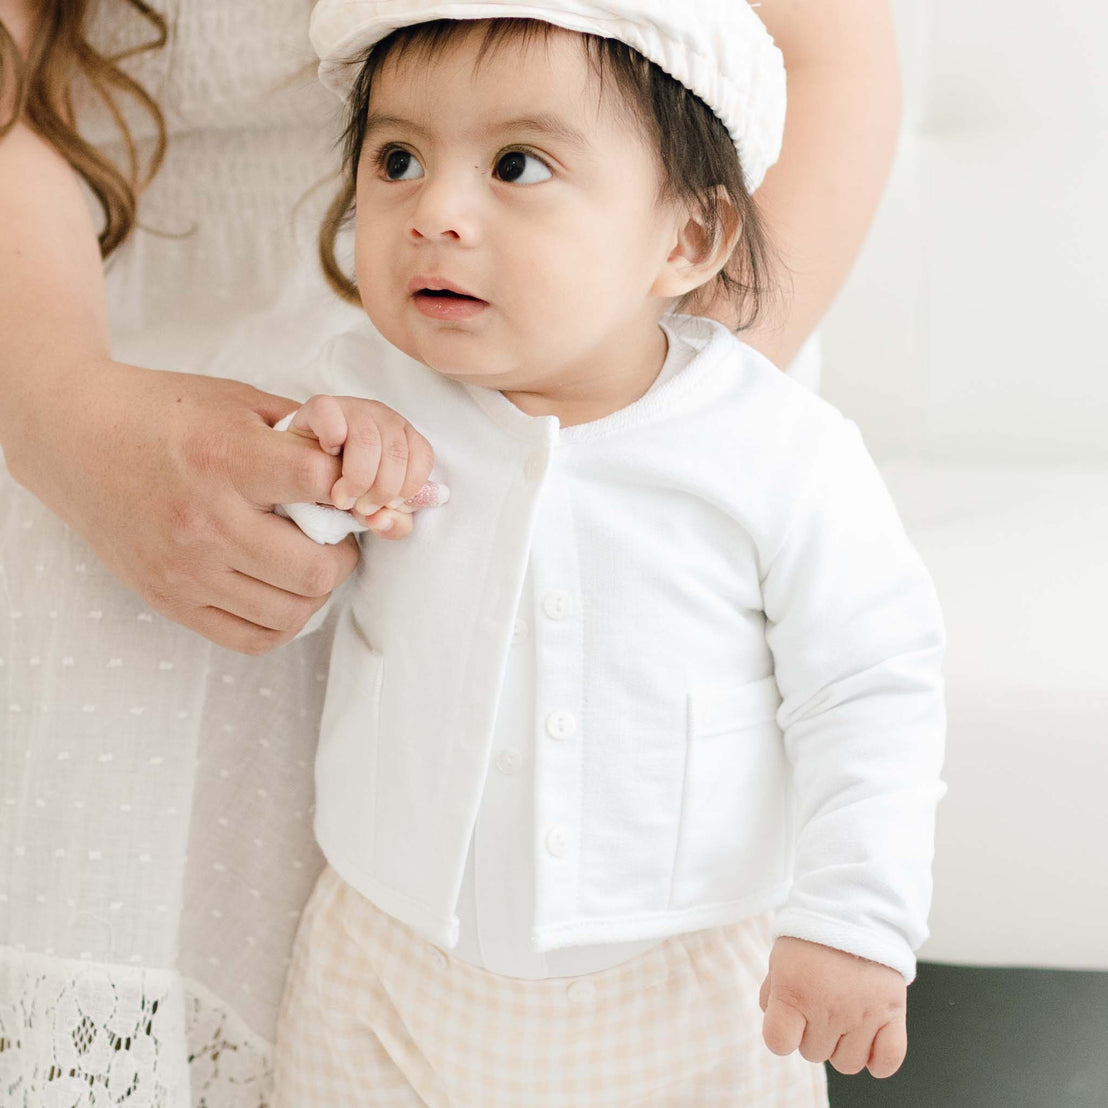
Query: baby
[{"left": 271, "top": 2, "right": 946, "bottom": 1104}]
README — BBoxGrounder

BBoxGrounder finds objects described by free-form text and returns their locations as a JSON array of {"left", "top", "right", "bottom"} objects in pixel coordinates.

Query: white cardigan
[{"left": 302, "top": 313, "right": 947, "bottom": 983}]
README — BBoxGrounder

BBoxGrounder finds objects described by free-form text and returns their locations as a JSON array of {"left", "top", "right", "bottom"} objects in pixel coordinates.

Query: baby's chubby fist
[
  {"left": 286, "top": 394, "right": 440, "bottom": 540},
  {"left": 759, "top": 936, "right": 907, "bottom": 1079}
]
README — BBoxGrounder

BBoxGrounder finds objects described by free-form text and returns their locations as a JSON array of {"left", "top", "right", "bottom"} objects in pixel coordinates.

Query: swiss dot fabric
[
  {"left": 0, "top": 0, "right": 362, "bottom": 1103},
  {"left": 272, "top": 866, "right": 830, "bottom": 1107}
]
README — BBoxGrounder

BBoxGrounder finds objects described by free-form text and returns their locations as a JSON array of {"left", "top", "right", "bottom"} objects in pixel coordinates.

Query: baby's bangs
[
  {"left": 372, "top": 17, "right": 565, "bottom": 79},
  {"left": 384, "top": 22, "right": 661, "bottom": 166},
  {"left": 343, "top": 18, "right": 624, "bottom": 184}
]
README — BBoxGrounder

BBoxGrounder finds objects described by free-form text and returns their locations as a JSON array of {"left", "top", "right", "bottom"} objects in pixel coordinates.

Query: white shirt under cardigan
[
  {"left": 452, "top": 340, "right": 693, "bottom": 980},
  {"left": 298, "top": 312, "right": 947, "bottom": 985}
]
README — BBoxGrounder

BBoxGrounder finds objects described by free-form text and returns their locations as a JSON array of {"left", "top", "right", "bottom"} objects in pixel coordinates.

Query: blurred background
[{"left": 819, "top": 0, "right": 1108, "bottom": 1103}]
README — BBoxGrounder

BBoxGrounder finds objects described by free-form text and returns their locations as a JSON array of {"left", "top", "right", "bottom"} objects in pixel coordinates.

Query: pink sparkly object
[{"left": 404, "top": 481, "right": 451, "bottom": 510}]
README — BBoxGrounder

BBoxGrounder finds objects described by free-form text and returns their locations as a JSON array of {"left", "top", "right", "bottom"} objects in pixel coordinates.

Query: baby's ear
[{"left": 651, "top": 187, "right": 742, "bottom": 299}]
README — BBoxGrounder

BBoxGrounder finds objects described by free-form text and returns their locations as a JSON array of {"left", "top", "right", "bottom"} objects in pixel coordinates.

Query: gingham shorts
[{"left": 272, "top": 865, "right": 829, "bottom": 1107}]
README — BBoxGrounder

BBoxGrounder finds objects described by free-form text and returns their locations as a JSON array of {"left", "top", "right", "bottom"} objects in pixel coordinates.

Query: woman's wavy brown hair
[{"left": 0, "top": 0, "right": 169, "bottom": 259}]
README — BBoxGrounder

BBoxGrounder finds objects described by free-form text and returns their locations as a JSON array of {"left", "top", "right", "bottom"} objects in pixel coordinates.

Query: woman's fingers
[
  {"left": 233, "top": 409, "right": 344, "bottom": 507},
  {"left": 233, "top": 508, "right": 360, "bottom": 596},
  {"left": 143, "top": 506, "right": 356, "bottom": 646},
  {"left": 184, "top": 608, "right": 290, "bottom": 657},
  {"left": 185, "top": 605, "right": 318, "bottom": 656},
  {"left": 206, "top": 568, "right": 333, "bottom": 635}
]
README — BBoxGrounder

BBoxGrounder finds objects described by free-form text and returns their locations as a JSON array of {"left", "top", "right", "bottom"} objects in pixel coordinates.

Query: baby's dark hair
[{"left": 318, "top": 18, "right": 778, "bottom": 331}]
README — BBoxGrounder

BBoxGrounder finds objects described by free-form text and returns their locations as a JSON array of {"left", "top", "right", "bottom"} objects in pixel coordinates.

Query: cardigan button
[
  {"left": 511, "top": 618, "right": 529, "bottom": 644},
  {"left": 545, "top": 824, "right": 573, "bottom": 857},
  {"left": 545, "top": 711, "right": 578, "bottom": 741},
  {"left": 542, "top": 590, "right": 574, "bottom": 620},
  {"left": 495, "top": 747, "right": 522, "bottom": 775},
  {"left": 430, "top": 948, "right": 449, "bottom": 970}
]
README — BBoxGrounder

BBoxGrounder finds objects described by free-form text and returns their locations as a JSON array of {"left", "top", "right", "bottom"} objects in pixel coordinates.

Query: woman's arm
[
  {"left": 705, "top": 0, "right": 902, "bottom": 368},
  {"left": 0, "top": 0, "right": 367, "bottom": 653}
]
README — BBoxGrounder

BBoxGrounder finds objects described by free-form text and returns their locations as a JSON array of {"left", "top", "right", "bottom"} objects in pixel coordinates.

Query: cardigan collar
[{"left": 459, "top": 313, "right": 736, "bottom": 446}]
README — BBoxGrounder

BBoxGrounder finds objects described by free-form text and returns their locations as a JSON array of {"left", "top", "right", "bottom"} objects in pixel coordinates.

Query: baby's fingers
[
  {"left": 332, "top": 418, "right": 384, "bottom": 510},
  {"left": 828, "top": 1026, "right": 877, "bottom": 1076},
  {"left": 288, "top": 396, "right": 347, "bottom": 456},
  {"left": 798, "top": 1018, "right": 841, "bottom": 1066},
  {"left": 761, "top": 996, "right": 807, "bottom": 1058},
  {"left": 866, "top": 1016, "right": 907, "bottom": 1079},
  {"left": 396, "top": 423, "right": 436, "bottom": 502},
  {"left": 352, "top": 506, "right": 413, "bottom": 541}
]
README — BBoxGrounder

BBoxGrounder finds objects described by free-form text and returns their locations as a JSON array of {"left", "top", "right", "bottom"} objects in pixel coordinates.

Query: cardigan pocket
[{"left": 669, "top": 674, "right": 792, "bottom": 909}]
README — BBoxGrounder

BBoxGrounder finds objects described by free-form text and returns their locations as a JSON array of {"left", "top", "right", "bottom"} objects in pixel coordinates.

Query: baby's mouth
[
  {"left": 416, "top": 288, "right": 487, "bottom": 303},
  {"left": 411, "top": 285, "right": 491, "bottom": 321}
]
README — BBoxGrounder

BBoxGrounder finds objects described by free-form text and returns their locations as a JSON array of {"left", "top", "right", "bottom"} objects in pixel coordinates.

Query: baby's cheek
[{"left": 359, "top": 291, "right": 410, "bottom": 362}]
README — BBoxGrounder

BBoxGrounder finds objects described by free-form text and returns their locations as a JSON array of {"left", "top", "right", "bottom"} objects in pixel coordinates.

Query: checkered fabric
[{"left": 272, "top": 866, "right": 829, "bottom": 1107}]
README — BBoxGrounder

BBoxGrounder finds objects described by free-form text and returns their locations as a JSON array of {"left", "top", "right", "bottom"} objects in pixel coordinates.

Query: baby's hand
[
  {"left": 288, "top": 395, "right": 437, "bottom": 538},
  {"left": 759, "top": 936, "right": 907, "bottom": 1079}
]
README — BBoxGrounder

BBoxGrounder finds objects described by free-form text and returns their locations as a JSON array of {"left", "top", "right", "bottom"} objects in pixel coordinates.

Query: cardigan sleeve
[{"left": 761, "top": 415, "right": 947, "bottom": 984}]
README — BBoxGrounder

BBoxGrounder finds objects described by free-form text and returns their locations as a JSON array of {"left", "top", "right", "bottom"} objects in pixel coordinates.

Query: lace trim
[
  {"left": 0, "top": 947, "right": 271, "bottom": 1107},
  {"left": 182, "top": 978, "right": 271, "bottom": 1108}
]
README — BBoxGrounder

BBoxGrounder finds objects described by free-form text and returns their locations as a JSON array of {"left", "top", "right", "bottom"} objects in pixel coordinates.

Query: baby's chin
[
  {"left": 409, "top": 344, "right": 488, "bottom": 382},
  {"left": 405, "top": 338, "right": 519, "bottom": 389},
  {"left": 368, "top": 311, "right": 533, "bottom": 388}
]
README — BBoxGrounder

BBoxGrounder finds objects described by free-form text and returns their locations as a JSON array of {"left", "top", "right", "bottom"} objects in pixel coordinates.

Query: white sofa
[{"left": 820, "top": 0, "right": 1108, "bottom": 969}]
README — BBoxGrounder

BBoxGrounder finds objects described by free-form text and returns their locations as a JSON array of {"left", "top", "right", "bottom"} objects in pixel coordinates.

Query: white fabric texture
[
  {"left": 294, "top": 313, "right": 946, "bottom": 984},
  {"left": 451, "top": 563, "right": 667, "bottom": 978},
  {"left": 451, "top": 331, "right": 694, "bottom": 979},
  {"left": 0, "top": 3, "right": 818, "bottom": 1103},
  {"left": 310, "top": 0, "right": 787, "bottom": 192},
  {"left": 0, "top": 1, "right": 362, "bottom": 1105}
]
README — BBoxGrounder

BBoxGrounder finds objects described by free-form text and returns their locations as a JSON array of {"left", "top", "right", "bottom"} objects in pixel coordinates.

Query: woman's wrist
[{"left": 0, "top": 350, "right": 129, "bottom": 493}]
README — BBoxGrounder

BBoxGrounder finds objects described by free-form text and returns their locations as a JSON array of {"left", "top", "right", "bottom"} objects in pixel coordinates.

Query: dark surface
[{"left": 825, "top": 961, "right": 1108, "bottom": 1108}]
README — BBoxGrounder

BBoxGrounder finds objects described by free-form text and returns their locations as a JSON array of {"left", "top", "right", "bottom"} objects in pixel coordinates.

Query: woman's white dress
[
  {"left": 0, "top": 3, "right": 820, "bottom": 1104},
  {"left": 0, "top": 2, "right": 364, "bottom": 1104}
]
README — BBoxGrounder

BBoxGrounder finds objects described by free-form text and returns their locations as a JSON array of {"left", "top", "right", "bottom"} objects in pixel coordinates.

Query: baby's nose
[{"left": 409, "top": 177, "right": 478, "bottom": 242}]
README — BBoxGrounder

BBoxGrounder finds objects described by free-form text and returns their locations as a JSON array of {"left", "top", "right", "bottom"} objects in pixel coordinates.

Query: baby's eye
[
  {"left": 495, "top": 150, "right": 552, "bottom": 185},
  {"left": 380, "top": 147, "right": 424, "bottom": 181}
]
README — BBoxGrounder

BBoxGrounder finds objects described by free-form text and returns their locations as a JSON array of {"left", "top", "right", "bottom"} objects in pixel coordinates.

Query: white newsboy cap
[{"left": 309, "top": 0, "right": 786, "bottom": 192}]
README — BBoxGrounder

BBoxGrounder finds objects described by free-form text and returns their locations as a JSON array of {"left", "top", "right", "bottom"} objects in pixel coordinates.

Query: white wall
[
  {"left": 811, "top": 1, "right": 1108, "bottom": 970},
  {"left": 821, "top": 0, "right": 1108, "bottom": 466}
]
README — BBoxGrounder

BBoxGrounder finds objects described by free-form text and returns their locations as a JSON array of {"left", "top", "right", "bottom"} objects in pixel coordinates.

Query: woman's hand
[
  {"left": 4, "top": 358, "right": 368, "bottom": 655},
  {"left": 1, "top": 47, "right": 397, "bottom": 655}
]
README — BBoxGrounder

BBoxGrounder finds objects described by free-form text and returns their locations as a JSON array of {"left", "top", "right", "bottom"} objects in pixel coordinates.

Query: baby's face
[{"left": 353, "top": 24, "right": 684, "bottom": 406}]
